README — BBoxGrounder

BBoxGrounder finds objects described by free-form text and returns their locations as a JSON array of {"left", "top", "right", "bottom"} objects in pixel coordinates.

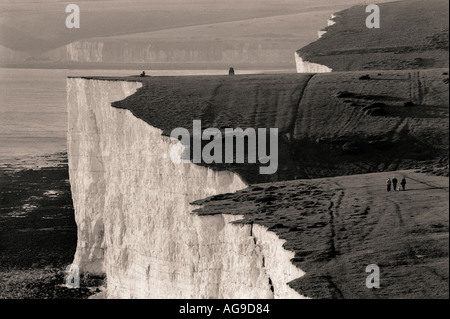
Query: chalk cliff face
[
  {"left": 65, "top": 42, "right": 104, "bottom": 63},
  {"left": 295, "top": 52, "right": 332, "bottom": 73},
  {"left": 317, "top": 31, "right": 327, "bottom": 38},
  {"left": 295, "top": 14, "right": 334, "bottom": 73},
  {"left": 46, "top": 40, "right": 292, "bottom": 65},
  {"left": 67, "top": 78, "right": 306, "bottom": 299}
]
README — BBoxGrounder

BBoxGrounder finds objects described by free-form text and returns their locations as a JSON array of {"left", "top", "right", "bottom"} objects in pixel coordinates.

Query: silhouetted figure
[
  {"left": 140, "top": 71, "right": 146, "bottom": 77},
  {"left": 392, "top": 177, "right": 398, "bottom": 191},
  {"left": 228, "top": 67, "right": 235, "bottom": 76},
  {"left": 400, "top": 177, "right": 406, "bottom": 191},
  {"left": 386, "top": 178, "right": 392, "bottom": 192}
]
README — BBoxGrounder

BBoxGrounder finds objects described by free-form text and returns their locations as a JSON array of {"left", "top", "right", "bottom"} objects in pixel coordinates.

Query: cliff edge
[
  {"left": 296, "top": 0, "right": 449, "bottom": 72},
  {"left": 67, "top": 78, "right": 306, "bottom": 298},
  {"left": 111, "top": 70, "right": 449, "bottom": 184},
  {"left": 67, "top": 68, "right": 448, "bottom": 298}
]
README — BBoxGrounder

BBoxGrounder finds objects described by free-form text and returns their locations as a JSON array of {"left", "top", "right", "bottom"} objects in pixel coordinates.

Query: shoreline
[
  {"left": 0, "top": 152, "right": 68, "bottom": 174},
  {"left": 0, "top": 152, "right": 104, "bottom": 299}
]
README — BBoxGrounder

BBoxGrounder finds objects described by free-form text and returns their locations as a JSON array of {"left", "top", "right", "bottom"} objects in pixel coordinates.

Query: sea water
[{"left": 0, "top": 68, "right": 290, "bottom": 164}]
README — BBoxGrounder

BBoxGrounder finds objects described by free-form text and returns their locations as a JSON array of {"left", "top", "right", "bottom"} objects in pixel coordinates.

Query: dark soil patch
[{"left": 0, "top": 155, "right": 102, "bottom": 299}]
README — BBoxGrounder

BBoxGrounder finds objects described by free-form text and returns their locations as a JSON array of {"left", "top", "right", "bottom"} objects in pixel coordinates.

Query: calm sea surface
[{"left": 0, "top": 68, "right": 290, "bottom": 163}]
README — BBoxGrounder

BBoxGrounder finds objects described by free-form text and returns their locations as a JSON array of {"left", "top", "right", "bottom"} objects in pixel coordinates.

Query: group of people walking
[{"left": 386, "top": 176, "right": 406, "bottom": 191}]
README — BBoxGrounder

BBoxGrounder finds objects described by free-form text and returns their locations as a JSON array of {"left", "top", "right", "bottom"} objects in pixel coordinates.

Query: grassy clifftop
[
  {"left": 297, "top": 0, "right": 449, "bottom": 71},
  {"left": 193, "top": 170, "right": 449, "bottom": 299},
  {"left": 106, "top": 68, "right": 448, "bottom": 184}
]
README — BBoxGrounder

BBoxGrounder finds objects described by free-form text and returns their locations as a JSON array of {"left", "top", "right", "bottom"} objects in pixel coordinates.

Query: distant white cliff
[
  {"left": 67, "top": 78, "right": 307, "bottom": 299},
  {"left": 318, "top": 12, "right": 338, "bottom": 38},
  {"left": 317, "top": 30, "right": 327, "bottom": 38},
  {"left": 295, "top": 13, "right": 336, "bottom": 73},
  {"left": 295, "top": 52, "right": 332, "bottom": 73},
  {"left": 66, "top": 41, "right": 104, "bottom": 63},
  {"left": 328, "top": 13, "right": 338, "bottom": 26},
  {"left": 44, "top": 39, "right": 292, "bottom": 64}
]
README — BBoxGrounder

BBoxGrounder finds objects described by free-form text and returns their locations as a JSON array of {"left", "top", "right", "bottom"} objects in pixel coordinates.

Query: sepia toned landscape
[{"left": 0, "top": 0, "right": 448, "bottom": 300}]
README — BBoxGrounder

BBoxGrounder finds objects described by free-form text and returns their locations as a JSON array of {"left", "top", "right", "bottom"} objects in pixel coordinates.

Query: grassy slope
[
  {"left": 297, "top": 0, "right": 449, "bottom": 71},
  {"left": 107, "top": 67, "right": 448, "bottom": 184},
  {"left": 291, "top": 69, "right": 449, "bottom": 177},
  {"left": 193, "top": 170, "right": 449, "bottom": 298}
]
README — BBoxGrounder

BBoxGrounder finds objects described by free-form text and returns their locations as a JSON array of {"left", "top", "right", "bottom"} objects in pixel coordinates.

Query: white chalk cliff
[
  {"left": 295, "top": 13, "right": 335, "bottom": 73},
  {"left": 65, "top": 42, "right": 104, "bottom": 63},
  {"left": 295, "top": 52, "right": 332, "bottom": 73},
  {"left": 317, "top": 30, "right": 327, "bottom": 38},
  {"left": 43, "top": 39, "right": 292, "bottom": 64},
  {"left": 328, "top": 13, "right": 338, "bottom": 26},
  {"left": 67, "top": 78, "right": 307, "bottom": 299}
]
